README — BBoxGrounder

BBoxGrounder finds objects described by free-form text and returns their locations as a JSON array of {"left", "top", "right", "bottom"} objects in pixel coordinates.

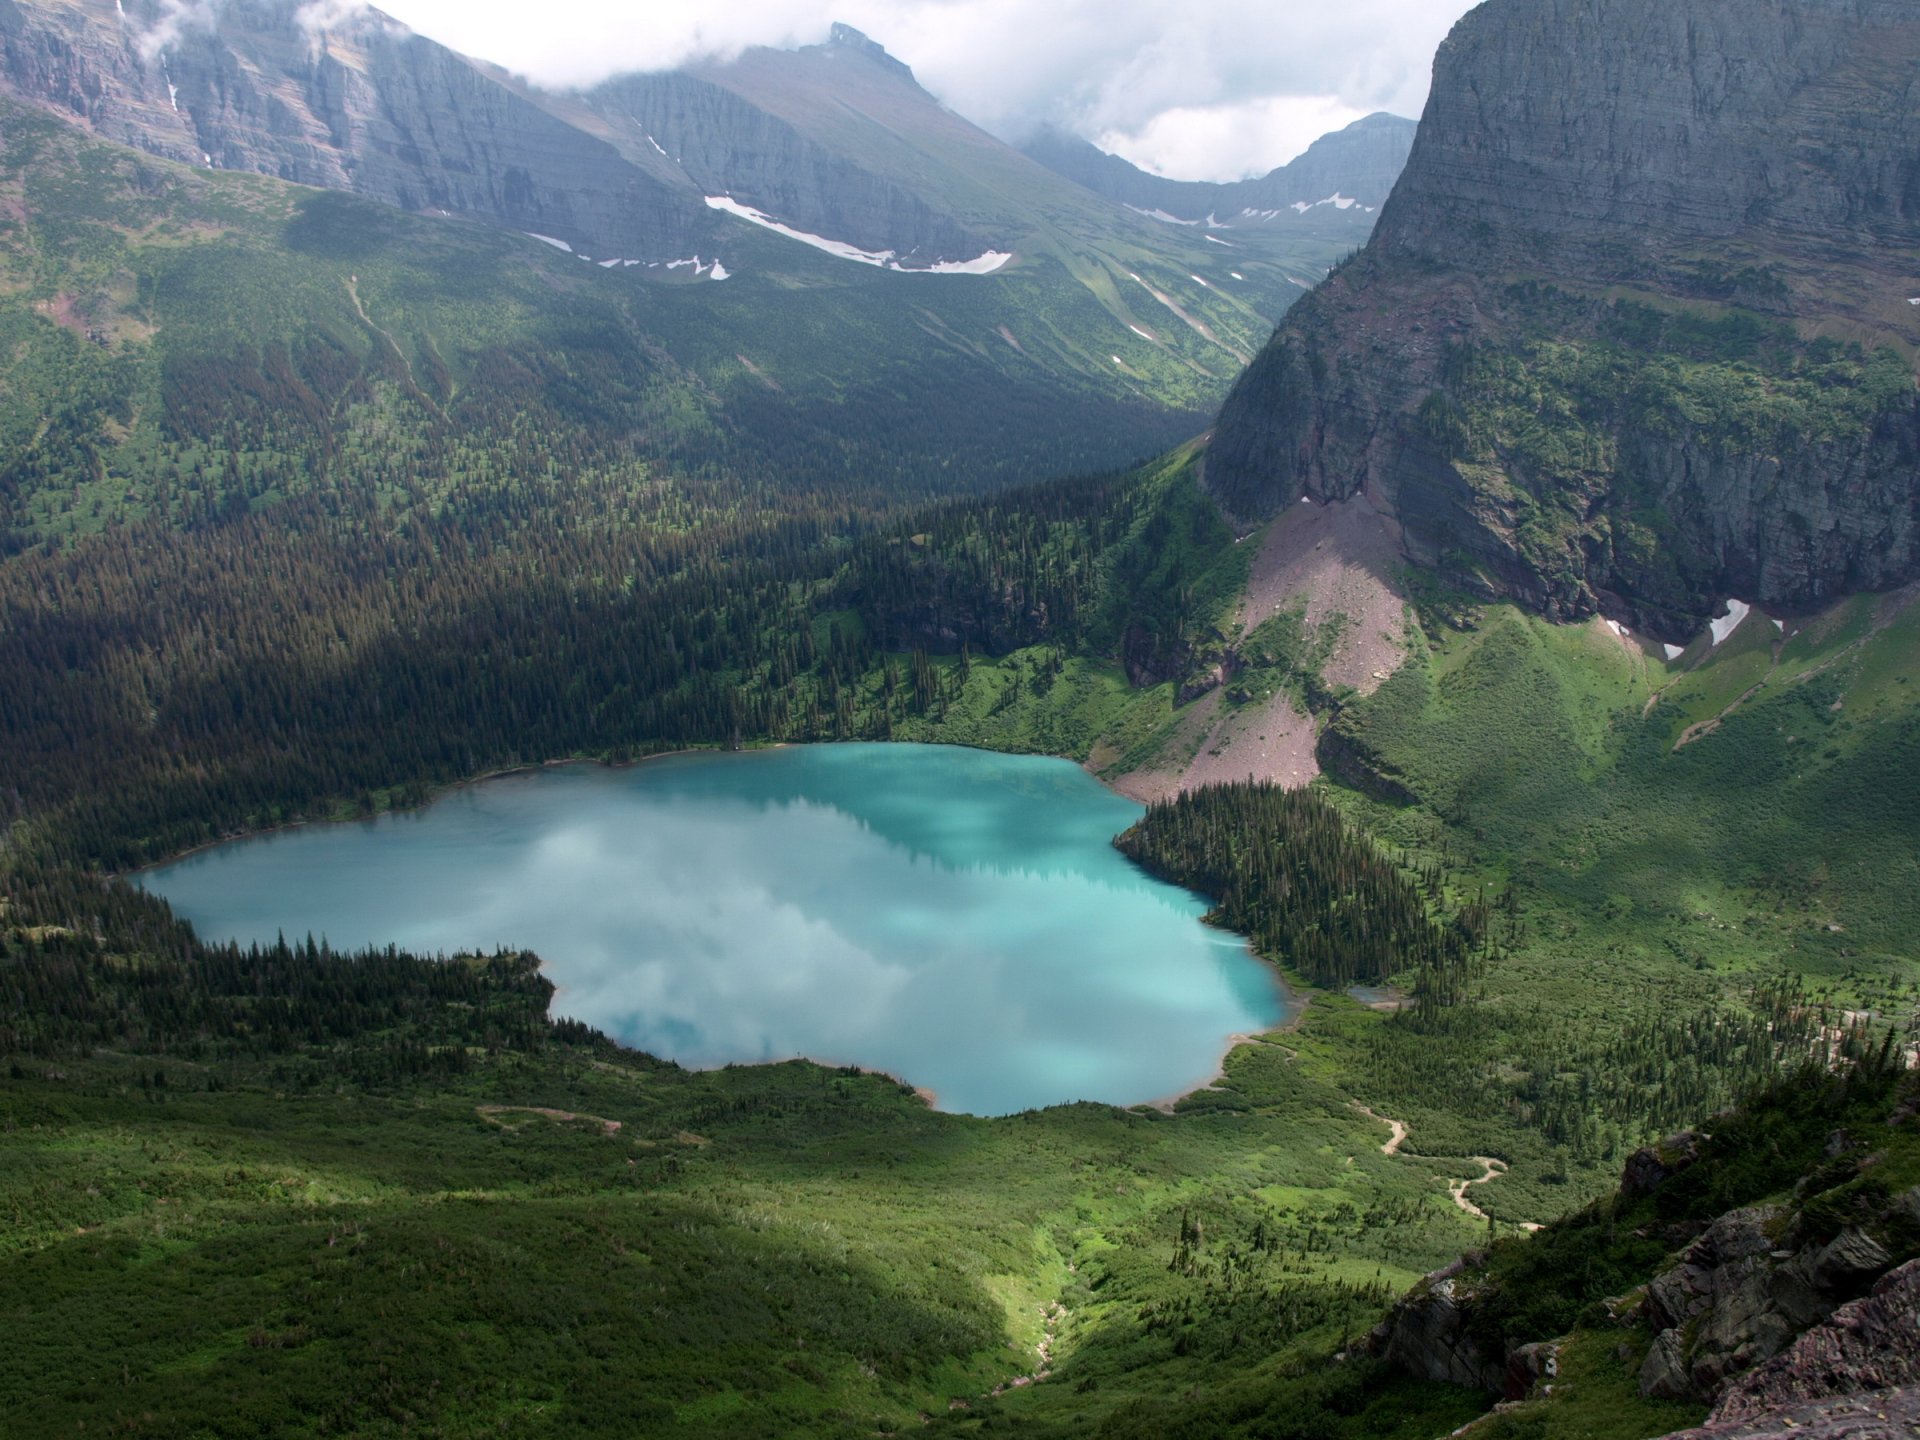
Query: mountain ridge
[
  {"left": 1205, "top": 0, "right": 1920, "bottom": 637},
  {"left": 1023, "top": 111, "right": 1416, "bottom": 226}
]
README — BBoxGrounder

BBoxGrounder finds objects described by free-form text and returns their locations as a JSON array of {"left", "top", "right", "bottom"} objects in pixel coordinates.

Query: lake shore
[{"left": 128, "top": 738, "right": 1298, "bottom": 1122}]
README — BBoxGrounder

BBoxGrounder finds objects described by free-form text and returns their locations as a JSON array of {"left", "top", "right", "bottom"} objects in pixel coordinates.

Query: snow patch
[
  {"left": 705, "top": 195, "right": 1007, "bottom": 274},
  {"left": 599, "top": 258, "right": 621, "bottom": 268},
  {"left": 201, "top": 152, "right": 211, "bottom": 166},
  {"left": 1204, "top": 234, "right": 1234, "bottom": 247},
  {"left": 1128, "top": 324, "right": 1154, "bottom": 341},
  {"left": 1110, "top": 355, "right": 1125, "bottom": 367},
  {"left": 708, "top": 260, "right": 731, "bottom": 281},
  {"left": 1605, "top": 619, "right": 1631, "bottom": 638},
  {"left": 1287, "top": 193, "right": 1374, "bottom": 216},
  {"left": 1189, "top": 274, "right": 1210, "bottom": 288},
  {"left": 526, "top": 233, "right": 573, "bottom": 254},
  {"left": 921, "top": 251, "right": 1013, "bottom": 275},
  {"left": 1664, "top": 644, "right": 1685, "bottom": 661},
  {"left": 1772, "top": 617, "right": 1785, "bottom": 633},
  {"left": 1709, "top": 599, "right": 1752, "bottom": 647},
  {"left": 1230, "top": 272, "right": 1246, "bottom": 281},
  {"left": 646, "top": 134, "right": 668, "bottom": 158},
  {"left": 1909, "top": 297, "right": 1920, "bottom": 306},
  {"left": 1126, "top": 205, "right": 1199, "bottom": 227}
]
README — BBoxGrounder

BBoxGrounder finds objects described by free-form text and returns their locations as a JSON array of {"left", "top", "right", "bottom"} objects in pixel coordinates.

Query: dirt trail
[
  {"left": 1351, "top": 1102, "right": 1409, "bottom": 1156},
  {"left": 1351, "top": 1104, "right": 1542, "bottom": 1232},
  {"left": 476, "top": 1105, "right": 622, "bottom": 1136}
]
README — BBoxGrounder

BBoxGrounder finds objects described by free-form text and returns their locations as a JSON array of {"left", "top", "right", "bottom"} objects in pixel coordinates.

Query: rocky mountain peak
[
  {"left": 1205, "top": 0, "right": 1920, "bottom": 636},
  {"left": 825, "top": 21, "right": 916, "bottom": 84}
]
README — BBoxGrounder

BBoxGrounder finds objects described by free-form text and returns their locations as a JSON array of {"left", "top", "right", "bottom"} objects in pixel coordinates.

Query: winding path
[{"left": 1350, "top": 1103, "right": 1542, "bottom": 1232}]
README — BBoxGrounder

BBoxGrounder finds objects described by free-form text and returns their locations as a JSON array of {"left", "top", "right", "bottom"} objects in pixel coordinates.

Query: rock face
[
  {"left": 1639, "top": 1192, "right": 1920, "bottom": 1407},
  {"left": 1712, "top": 1260, "right": 1920, "bottom": 1423},
  {"left": 0, "top": 0, "right": 710, "bottom": 258},
  {"left": 1023, "top": 113, "right": 1416, "bottom": 225},
  {"left": 1207, "top": 0, "right": 1920, "bottom": 636},
  {"left": 0, "top": 3, "right": 1035, "bottom": 266},
  {"left": 1369, "top": 1256, "right": 1509, "bottom": 1395},
  {"left": 1658, "top": 1387, "right": 1920, "bottom": 1440}
]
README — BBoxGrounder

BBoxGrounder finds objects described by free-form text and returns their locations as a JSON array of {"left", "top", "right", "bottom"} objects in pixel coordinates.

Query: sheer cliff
[{"left": 1207, "top": 0, "right": 1920, "bottom": 638}]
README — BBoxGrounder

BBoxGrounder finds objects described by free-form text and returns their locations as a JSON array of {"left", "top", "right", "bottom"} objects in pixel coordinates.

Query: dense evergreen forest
[
  {"left": 0, "top": 457, "right": 1156, "bottom": 869},
  {"left": 1116, "top": 780, "right": 1494, "bottom": 1004}
]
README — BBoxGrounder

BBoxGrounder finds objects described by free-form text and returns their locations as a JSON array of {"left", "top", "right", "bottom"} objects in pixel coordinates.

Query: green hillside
[
  {"left": 5, "top": 433, "right": 1917, "bottom": 1435},
  {"left": 0, "top": 97, "right": 1290, "bottom": 548}
]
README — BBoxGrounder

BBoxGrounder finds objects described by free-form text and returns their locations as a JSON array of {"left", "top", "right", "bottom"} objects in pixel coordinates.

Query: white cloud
[
  {"left": 134, "top": 0, "right": 223, "bottom": 60},
  {"left": 357, "top": 0, "right": 1477, "bottom": 180},
  {"left": 1098, "top": 96, "right": 1372, "bottom": 182}
]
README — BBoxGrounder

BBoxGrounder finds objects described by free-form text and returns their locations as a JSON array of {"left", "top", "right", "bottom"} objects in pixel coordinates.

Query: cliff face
[
  {"left": 1207, "top": 0, "right": 1920, "bottom": 636},
  {"left": 0, "top": 4, "right": 1027, "bottom": 265},
  {"left": 0, "top": 0, "right": 710, "bottom": 257},
  {"left": 579, "top": 57, "right": 992, "bottom": 263}
]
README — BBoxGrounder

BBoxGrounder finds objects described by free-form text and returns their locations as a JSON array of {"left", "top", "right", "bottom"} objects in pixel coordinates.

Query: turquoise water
[{"left": 138, "top": 744, "right": 1288, "bottom": 1115}]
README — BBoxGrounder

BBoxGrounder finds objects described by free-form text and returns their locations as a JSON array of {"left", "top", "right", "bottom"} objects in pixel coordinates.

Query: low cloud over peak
[{"left": 230, "top": 0, "right": 1474, "bottom": 181}]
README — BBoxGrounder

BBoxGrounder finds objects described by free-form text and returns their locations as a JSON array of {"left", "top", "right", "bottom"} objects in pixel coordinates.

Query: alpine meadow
[{"left": 1, "top": 1, "right": 1918, "bottom": 1438}]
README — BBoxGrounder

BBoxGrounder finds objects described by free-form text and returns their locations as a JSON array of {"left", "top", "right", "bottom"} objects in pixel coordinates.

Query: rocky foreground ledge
[{"left": 1368, "top": 1063, "right": 1920, "bottom": 1439}]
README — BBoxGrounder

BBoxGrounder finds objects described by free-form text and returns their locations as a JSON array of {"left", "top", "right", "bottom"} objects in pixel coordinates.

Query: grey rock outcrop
[
  {"left": 0, "top": 3, "right": 1030, "bottom": 267},
  {"left": 1712, "top": 1260, "right": 1920, "bottom": 1423},
  {"left": 0, "top": 0, "right": 710, "bottom": 258},
  {"left": 1623, "top": 1132, "right": 1708, "bottom": 1203},
  {"left": 1640, "top": 1210, "right": 1910, "bottom": 1405},
  {"left": 1369, "top": 1257, "right": 1507, "bottom": 1393},
  {"left": 1206, "top": 0, "right": 1920, "bottom": 636}
]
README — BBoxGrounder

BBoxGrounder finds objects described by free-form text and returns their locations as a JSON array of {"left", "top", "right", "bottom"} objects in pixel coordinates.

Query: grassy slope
[
  {"left": 7, "top": 443, "right": 1915, "bottom": 1436},
  {"left": 0, "top": 99, "right": 1276, "bottom": 544},
  {"left": 0, "top": 1013, "right": 1490, "bottom": 1437}
]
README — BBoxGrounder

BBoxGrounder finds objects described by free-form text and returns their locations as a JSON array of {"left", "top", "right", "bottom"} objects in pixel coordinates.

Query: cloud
[
  {"left": 133, "top": 0, "right": 224, "bottom": 61},
  {"left": 366, "top": 0, "right": 1478, "bottom": 180}
]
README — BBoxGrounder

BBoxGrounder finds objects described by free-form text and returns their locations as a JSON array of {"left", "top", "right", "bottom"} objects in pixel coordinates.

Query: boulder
[
  {"left": 1710, "top": 1261, "right": 1920, "bottom": 1424},
  {"left": 1622, "top": 1132, "right": 1707, "bottom": 1204}
]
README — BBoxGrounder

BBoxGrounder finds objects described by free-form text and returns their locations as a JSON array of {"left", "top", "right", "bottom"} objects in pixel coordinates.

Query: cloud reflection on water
[{"left": 141, "top": 745, "right": 1287, "bottom": 1114}]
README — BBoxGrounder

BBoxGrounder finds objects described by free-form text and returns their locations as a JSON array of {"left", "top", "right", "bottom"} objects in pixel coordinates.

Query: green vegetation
[
  {"left": 0, "top": 872, "right": 1498, "bottom": 1438},
  {"left": 0, "top": 99, "right": 1222, "bottom": 549},
  {"left": 1116, "top": 780, "right": 1493, "bottom": 1001},
  {"left": 1413, "top": 280, "right": 1920, "bottom": 621},
  {"left": 3, "top": 75, "right": 1919, "bottom": 1440}
]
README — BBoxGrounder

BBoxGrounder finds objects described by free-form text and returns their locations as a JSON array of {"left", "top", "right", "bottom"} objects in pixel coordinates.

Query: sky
[{"left": 362, "top": 0, "right": 1479, "bottom": 182}]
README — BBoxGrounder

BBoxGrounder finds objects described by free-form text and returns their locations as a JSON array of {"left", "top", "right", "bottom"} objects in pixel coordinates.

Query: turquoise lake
[{"left": 138, "top": 744, "right": 1288, "bottom": 1115}]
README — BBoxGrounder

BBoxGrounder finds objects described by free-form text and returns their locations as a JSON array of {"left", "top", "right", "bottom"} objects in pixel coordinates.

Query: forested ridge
[
  {"left": 1116, "top": 780, "right": 1494, "bottom": 1003},
  {"left": 0, "top": 456, "right": 1155, "bottom": 869}
]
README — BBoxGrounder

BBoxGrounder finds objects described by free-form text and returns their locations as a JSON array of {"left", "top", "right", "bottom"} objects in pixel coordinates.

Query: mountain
[
  {"left": 0, "top": 0, "right": 1397, "bottom": 539},
  {"left": 0, "top": 1, "right": 1350, "bottom": 375},
  {"left": 1023, "top": 112, "right": 1416, "bottom": 228},
  {"left": 1205, "top": 0, "right": 1920, "bottom": 639}
]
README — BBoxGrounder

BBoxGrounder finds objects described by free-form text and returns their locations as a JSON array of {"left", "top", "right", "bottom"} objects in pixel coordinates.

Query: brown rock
[
  {"left": 1657, "top": 1387, "right": 1920, "bottom": 1439},
  {"left": 1710, "top": 1261, "right": 1920, "bottom": 1424}
]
